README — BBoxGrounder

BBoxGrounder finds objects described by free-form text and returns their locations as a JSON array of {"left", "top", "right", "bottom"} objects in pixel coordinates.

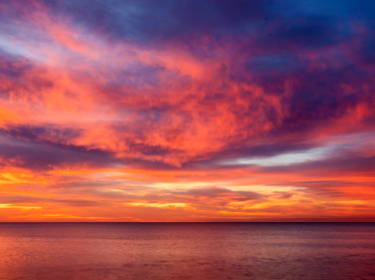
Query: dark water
[{"left": 0, "top": 223, "right": 375, "bottom": 280}]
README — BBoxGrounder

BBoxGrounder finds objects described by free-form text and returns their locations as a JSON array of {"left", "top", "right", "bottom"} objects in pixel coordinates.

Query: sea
[{"left": 0, "top": 223, "right": 374, "bottom": 280}]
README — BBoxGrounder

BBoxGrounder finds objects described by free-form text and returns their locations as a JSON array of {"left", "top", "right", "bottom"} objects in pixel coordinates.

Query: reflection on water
[{"left": 0, "top": 223, "right": 375, "bottom": 280}]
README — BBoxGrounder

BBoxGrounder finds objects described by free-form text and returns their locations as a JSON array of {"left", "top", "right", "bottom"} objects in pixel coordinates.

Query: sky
[{"left": 0, "top": 0, "right": 375, "bottom": 222}]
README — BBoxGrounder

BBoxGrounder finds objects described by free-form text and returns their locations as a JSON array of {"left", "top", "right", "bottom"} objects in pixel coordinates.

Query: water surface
[{"left": 1, "top": 223, "right": 374, "bottom": 279}]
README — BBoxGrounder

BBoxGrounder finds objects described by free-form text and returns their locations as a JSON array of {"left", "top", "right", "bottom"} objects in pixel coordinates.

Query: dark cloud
[
  {"left": 0, "top": 135, "right": 119, "bottom": 170},
  {"left": 262, "top": 17, "right": 340, "bottom": 51},
  {"left": 35, "top": 0, "right": 270, "bottom": 42},
  {"left": 0, "top": 54, "right": 52, "bottom": 101},
  {"left": 0, "top": 124, "right": 81, "bottom": 143},
  {"left": 0, "top": 53, "right": 33, "bottom": 79},
  {"left": 13, "top": 0, "right": 371, "bottom": 50},
  {"left": 0, "top": 194, "right": 100, "bottom": 207}
]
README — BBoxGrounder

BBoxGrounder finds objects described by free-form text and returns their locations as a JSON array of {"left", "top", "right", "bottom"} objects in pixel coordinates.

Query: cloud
[
  {"left": 0, "top": 0, "right": 375, "bottom": 221},
  {"left": 0, "top": 134, "right": 119, "bottom": 170}
]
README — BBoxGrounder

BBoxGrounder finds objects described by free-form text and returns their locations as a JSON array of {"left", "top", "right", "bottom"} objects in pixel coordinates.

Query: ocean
[{"left": 0, "top": 223, "right": 374, "bottom": 280}]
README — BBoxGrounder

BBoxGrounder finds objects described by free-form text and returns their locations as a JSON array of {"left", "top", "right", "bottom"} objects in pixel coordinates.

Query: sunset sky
[{"left": 0, "top": 0, "right": 374, "bottom": 221}]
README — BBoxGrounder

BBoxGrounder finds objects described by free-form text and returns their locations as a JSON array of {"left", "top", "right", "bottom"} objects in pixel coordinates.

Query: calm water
[{"left": 0, "top": 223, "right": 374, "bottom": 280}]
